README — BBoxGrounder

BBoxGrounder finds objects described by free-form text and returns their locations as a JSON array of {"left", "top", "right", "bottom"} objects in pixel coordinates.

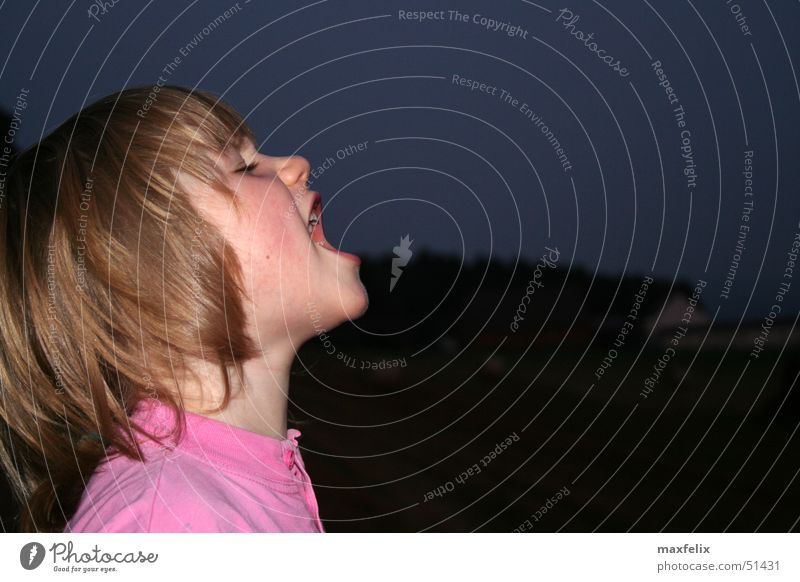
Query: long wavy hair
[{"left": 0, "top": 86, "right": 260, "bottom": 532}]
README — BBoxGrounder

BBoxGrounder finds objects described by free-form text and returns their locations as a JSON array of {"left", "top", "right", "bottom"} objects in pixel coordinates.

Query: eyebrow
[
  {"left": 220, "top": 140, "right": 256, "bottom": 166},
  {"left": 237, "top": 139, "right": 259, "bottom": 161}
]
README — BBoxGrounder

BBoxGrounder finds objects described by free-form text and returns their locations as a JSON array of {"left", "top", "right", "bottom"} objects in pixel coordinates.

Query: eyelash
[{"left": 237, "top": 162, "right": 258, "bottom": 173}]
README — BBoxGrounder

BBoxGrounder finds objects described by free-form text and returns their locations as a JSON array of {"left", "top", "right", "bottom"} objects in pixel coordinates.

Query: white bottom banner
[{"left": 1, "top": 533, "right": 796, "bottom": 581}]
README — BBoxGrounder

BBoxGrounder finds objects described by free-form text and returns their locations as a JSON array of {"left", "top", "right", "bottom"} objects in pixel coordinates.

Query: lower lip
[
  {"left": 312, "top": 214, "right": 361, "bottom": 265},
  {"left": 316, "top": 237, "right": 361, "bottom": 265}
]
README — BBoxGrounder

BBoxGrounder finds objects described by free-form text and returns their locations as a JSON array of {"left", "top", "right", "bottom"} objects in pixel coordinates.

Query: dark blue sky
[{"left": 2, "top": 0, "right": 799, "bottom": 323}]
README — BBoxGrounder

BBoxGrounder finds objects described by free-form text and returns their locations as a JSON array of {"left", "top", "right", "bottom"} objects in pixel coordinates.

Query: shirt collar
[{"left": 128, "top": 399, "right": 304, "bottom": 484}]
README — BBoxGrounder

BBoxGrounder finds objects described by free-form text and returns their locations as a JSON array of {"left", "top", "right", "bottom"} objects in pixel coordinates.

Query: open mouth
[
  {"left": 307, "top": 194, "right": 323, "bottom": 239},
  {"left": 306, "top": 192, "right": 361, "bottom": 265}
]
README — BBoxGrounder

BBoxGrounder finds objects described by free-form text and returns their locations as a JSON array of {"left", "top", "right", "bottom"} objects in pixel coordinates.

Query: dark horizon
[{"left": 2, "top": 1, "right": 799, "bottom": 324}]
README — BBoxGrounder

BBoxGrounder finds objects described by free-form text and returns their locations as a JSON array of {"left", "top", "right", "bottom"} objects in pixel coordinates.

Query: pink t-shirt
[{"left": 66, "top": 400, "right": 324, "bottom": 533}]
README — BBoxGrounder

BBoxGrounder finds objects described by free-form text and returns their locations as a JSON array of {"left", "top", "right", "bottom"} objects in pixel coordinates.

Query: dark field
[{"left": 290, "top": 344, "right": 800, "bottom": 532}]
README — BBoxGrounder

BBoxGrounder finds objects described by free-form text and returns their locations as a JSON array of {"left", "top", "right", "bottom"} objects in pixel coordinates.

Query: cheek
[{"left": 237, "top": 192, "right": 312, "bottom": 287}]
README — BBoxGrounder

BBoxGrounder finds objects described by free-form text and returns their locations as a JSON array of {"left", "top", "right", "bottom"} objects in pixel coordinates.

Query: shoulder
[
  {"left": 66, "top": 444, "right": 167, "bottom": 533},
  {"left": 67, "top": 445, "right": 288, "bottom": 533}
]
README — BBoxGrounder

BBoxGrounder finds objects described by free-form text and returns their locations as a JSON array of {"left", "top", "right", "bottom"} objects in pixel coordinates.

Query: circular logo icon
[{"left": 19, "top": 542, "right": 46, "bottom": 570}]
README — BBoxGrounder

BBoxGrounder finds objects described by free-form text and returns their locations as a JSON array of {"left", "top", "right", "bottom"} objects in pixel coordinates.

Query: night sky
[{"left": 2, "top": 0, "right": 799, "bottom": 324}]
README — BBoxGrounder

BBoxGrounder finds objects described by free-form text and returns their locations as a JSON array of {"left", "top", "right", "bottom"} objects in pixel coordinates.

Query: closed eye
[{"left": 236, "top": 162, "right": 259, "bottom": 173}]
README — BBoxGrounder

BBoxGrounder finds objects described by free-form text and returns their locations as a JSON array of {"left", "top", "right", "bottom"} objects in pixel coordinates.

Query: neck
[{"left": 178, "top": 343, "right": 296, "bottom": 440}]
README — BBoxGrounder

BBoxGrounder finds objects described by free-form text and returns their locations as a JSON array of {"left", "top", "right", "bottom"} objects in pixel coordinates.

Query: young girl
[{"left": 0, "top": 86, "right": 368, "bottom": 532}]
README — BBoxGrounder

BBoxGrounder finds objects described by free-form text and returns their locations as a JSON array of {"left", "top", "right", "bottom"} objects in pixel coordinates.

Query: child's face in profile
[{"left": 189, "top": 138, "right": 368, "bottom": 347}]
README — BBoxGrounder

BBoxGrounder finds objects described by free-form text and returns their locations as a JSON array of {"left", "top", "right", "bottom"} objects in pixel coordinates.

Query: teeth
[{"left": 308, "top": 211, "right": 319, "bottom": 235}]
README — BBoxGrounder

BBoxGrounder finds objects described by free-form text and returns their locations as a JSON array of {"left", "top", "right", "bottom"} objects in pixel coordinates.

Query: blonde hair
[{"left": 0, "top": 85, "right": 260, "bottom": 532}]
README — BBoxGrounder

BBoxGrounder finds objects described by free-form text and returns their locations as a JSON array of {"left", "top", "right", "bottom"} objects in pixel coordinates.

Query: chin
[
  {"left": 330, "top": 279, "right": 369, "bottom": 323},
  {"left": 299, "top": 279, "right": 367, "bottom": 341},
  {"left": 343, "top": 279, "right": 369, "bottom": 320}
]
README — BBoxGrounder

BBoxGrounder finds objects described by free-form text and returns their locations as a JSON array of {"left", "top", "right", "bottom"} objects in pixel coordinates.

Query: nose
[{"left": 276, "top": 156, "right": 311, "bottom": 188}]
